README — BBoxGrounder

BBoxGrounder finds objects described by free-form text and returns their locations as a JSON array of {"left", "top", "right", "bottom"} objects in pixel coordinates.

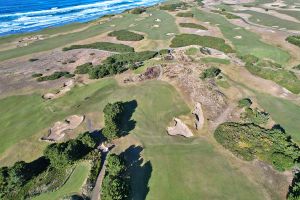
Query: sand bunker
[
  {"left": 167, "top": 118, "right": 193, "bottom": 138},
  {"left": 192, "top": 102, "right": 204, "bottom": 130},
  {"left": 234, "top": 35, "right": 242, "bottom": 39},
  {"left": 43, "top": 79, "right": 75, "bottom": 100},
  {"left": 152, "top": 24, "right": 160, "bottom": 28},
  {"left": 42, "top": 115, "right": 85, "bottom": 141}
]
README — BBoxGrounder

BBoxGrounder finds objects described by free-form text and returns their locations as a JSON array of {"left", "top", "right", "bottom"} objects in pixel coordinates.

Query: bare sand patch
[{"left": 167, "top": 118, "right": 194, "bottom": 137}]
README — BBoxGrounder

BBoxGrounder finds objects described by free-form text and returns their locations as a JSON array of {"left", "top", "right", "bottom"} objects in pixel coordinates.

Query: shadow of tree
[
  {"left": 119, "top": 100, "right": 137, "bottom": 136},
  {"left": 120, "top": 145, "right": 152, "bottom": 200}
]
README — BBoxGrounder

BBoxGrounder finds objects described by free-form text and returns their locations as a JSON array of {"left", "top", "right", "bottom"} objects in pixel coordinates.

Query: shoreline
[{"left": 0, "top": 0, "right": 165, "bottom": 38}]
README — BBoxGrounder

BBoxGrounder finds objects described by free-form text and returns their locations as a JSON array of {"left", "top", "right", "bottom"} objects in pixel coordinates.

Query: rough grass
[
  {"left": 191, "top": 8, "right": 290, "bottom": 64},
  {"left": 108, "top": 30, "right": 144, "bottom": 41},
  {"left": 277, "top": 10, "right": 300, "bottom": 21},
  {"left": 179, "top": 23, "right": 207, "bottom": 30},
  {"left": 62, "top": 42, "right": 134, "bottom": 52},
  {"left": 170, "top": 34, "right": 235, "bottom": 53},
  {"left": 201, "top": 57, "right": 230, "bottom": 64},
  {"left": 32, "top": 162, "right": 90, "bottom": 200}
]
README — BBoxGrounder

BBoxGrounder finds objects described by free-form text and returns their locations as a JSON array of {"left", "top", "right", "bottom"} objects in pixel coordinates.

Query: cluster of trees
[
  {"left": 63, "top": 42, "right": 134, "bottom": 53},
  {"left": 101, "top": 154, "right": 129, "bottom": 200},
  {"left": 88, "top": 51, "right": 157, "bottom": 79},
  {"left": 36, "top": 71, "right": 74, "bottom": 82},
  {"left": 200, "top": 67, "right": 221, "bottom": 79},
  {"left": 108, "top": 30, "right": 144, "bottom": 41},
  {"left": 102, "top": 102, "right": 124, "bottom": 141},
  {"left": 286, "top": 35, "right": 300, "bottom": 48},
  {"left": 240, "top": 54, "right": 300, "bottom": 94},
  {"left": 0, "top": 132, "right": 99, "bottom": 199},
  {"left": 214, "top": 122, "right": 300, "bottom": 171}
]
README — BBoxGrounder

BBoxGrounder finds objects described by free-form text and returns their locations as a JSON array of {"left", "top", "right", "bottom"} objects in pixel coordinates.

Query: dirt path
[
  {"left": 210, "top": 104, "right": 235, "bottom": 130},
  {"left": 91, "top": 152, "right": 108, "bottom": 200}
]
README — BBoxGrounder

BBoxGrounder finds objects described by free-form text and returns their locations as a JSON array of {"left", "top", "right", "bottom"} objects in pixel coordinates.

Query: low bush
[
  {"left": 176, "top": 12, "right": 194, "bottom": 17},
  {"left": 170, "top": 34, "right": 235, "bottom": 53},
  {"left": 159, "top": 2, "right": 187, "bottom": 11},
  {"left": 130, "top": 7, "right": 146, "bottom": 14},
  {"left": 29, "top": 58, "right": 39, "bottom": 62},
  {"left": 241, "top": 107, "right": 270, "bottom": 125},
  {"left": 179, "top": 23, "right": 207, "bottom": 30},
  {"left": 63, "top": 42, "right": 134, "bottom": 52},
  {"left": 214, "top": 122, "right": 300, "bottom": 171},
  {"left": 74, "top": 63, "right": 93, "bottom": 74},
  {"left": 200, "top": 67, "right": 221, "bottom": 79},
  {"left": 31, "top": 73, "right": 43, "bottom": 78},
  {"left": 36, "top": 71, "right": 74, "bottom": 82},
  {"left": 238, "top": 98, "right": 252, "bottom": 108},
  {"left": 293, "top": 64, "right": 300, "bottom": 70},
  {"left": 286, "top": 35, "right": 300, "bottom": 47},
  {"left": 108, "top": 30, "right": 144, "bottom": 41}
]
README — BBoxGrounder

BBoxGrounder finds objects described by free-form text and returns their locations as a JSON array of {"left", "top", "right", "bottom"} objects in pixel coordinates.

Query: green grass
[
  {"left": 170, "top": 34, "right": 235, "bottom": 53},
  {"left": 179, "top": 23, "right": 207, "bottom": 30},
  {"left": 240, "top": 10, "right": 300, "bottom": 31},
  {"left": 185, "top": 47, "right": 199, "bottom": 55},
  {"left": 201, "top": 57, "right": 230, "bottom": 64},
  {"left": 32, "top": 162, "right": 90, "bottom": 200},
  {"left": 176, "top": 12, "right": 194, "bottom": 17},
  {"left": 144, "top": 143, "right": 265, "bottom": 200},
  {"left": 255, "top": 93, "right": 300, "bottom": 143},
  {"left": 191, "top": 9, "right": 290, "bottom": 64}
]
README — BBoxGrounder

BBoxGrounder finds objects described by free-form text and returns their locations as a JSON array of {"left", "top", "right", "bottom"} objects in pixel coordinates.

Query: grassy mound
[
  {"left": 179, "top": 23, "right": 207, "bottom": 30},
  {"left": 108, "top": 30, "right": 144, "bottom": 41},
  {"left": 170, "top": 34, "right": 235, "bottom": 53},
  {"left": 214, "top": 122, "right": 300, "bottom": 171},
  {"left": 62, "top": 42, "right": 134, "bottom": 52},
  {"left": 159, "top": 2, "right": 187, "bottom": 11},
  {"left": 212, "top": 10, "right": 240, "bottom": 19}
]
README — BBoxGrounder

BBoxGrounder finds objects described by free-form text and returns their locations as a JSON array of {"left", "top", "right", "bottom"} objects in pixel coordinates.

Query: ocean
[{"left": 0, "top": 0, "right": 164, "bottom": 36}]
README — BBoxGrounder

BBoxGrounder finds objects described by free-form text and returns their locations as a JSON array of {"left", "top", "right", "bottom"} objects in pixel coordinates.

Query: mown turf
[
  {"left": 191, "top": 9, "right": 290, "bottom": 64},
  {"left": 0, "top": 78, "right": 268, "bottom": 199},
  {"left": 32, "top": 162, "right": 90, "bottom": 200}
]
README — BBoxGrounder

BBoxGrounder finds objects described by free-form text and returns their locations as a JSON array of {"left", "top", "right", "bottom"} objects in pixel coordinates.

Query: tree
[{"left": 102, "top": 102, "right": 124, "bottom": 141}]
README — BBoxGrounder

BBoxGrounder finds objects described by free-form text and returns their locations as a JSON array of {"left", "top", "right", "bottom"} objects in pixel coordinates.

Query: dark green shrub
[
  {"left": 241, "top": 107, "right": 270, "bottom": 125},
  {"left": 293, "top": 64, "right": 300, "bottom": 70},
  {"left": 159, "top": 2, "right": 187, "bottom": 11},
  {"left": 36, "top": 71, "right": 73, "bottom": 82},
  {"left": 238, "top": 98, "right": 252, "bottom": 108},
  {"left": 288, "top": 172, "right": 300, "bottom": 200},
  {"left": 179, "top": 23, "right": 207, "bottom": 30},
  {"left": 63, "top": 42, "right": 134, "bottom": 52},
  {"left": 29, "top": 58, "right": 39, "bottom": 62},
  {"left": 74, "top": 63, "right": 93, "bottom": 74},
  {"left": 176, "top": 12, "right": 194, "bottom": 17},
  {"left": 286, "top": 35, "right": 300, "bottom": 47},
  {"left": 170, "top": 34, "right": 235, "bottom": 53},
  {"left": 200, "top": 67, "right": 221, "bottom": 79},
  {"left": 131, "top": 7, "right": 146, "bottom": 14},
  {"left": 108, "top": 30, "right": 144, "bottom": 41},
  {"left": 31, "top": 73, "right": 43, "bottom": 78}
]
